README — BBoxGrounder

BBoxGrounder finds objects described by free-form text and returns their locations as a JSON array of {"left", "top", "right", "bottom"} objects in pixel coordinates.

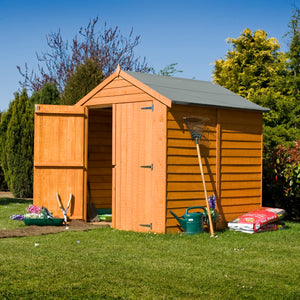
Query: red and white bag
[{"left": 228, "top": 207, "right": 286, "bottom": 233}]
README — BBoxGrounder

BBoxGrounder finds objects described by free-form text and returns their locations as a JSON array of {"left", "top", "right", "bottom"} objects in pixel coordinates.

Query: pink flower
[{"left": 27, "top": 205, "right": 42, "bottom": 214}]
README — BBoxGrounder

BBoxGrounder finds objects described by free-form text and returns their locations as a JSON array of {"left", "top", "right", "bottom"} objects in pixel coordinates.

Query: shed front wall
[
  {"left": 166, "top": 104, "right": 263, "bottom": 233},
  {"left": 84, "top": 75, "right": 168, "bottom": 233}
]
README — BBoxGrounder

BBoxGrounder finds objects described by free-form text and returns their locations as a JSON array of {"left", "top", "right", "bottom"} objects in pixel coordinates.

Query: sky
[{"left": 0, "top": 0, "right": 298, "bottom": 111}]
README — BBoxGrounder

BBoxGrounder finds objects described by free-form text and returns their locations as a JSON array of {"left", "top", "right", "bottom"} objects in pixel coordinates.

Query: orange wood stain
[{"left": 34, "top": 71, "right": 264, "bottom": 234}]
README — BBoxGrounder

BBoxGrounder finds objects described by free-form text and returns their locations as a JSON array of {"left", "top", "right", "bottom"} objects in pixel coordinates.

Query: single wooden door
[
  {"left": 113, "top": 101, "right": 154, "bottom": 232},
  {"left": 33, "top": 105, "right": 88, "bottom": 220}
]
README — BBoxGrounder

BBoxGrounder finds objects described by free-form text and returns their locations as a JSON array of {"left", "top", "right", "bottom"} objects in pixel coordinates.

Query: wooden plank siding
[
  {"left": 86, "top": 76, "right": 167, "bottom": 233},
  {"left": 166, "top": 104, "right": 263, "bottom": 233},
  {"left": 85, "top": 78, "right": 156, "bottom": 107},
  {"left": 88, "top": 109, "right": 112, "bottom": 209},
  {"left": 113, "top": 100, "right": 167, "bottom": 233},
  {"left": 166, "top": 104, "right": 217, "bottom": 233},
  {"left": 218, "top": 109, "right": 263, "bottom": 222},
  {"left": 34, "top": 106, "right": 87, "bottom": 219}
]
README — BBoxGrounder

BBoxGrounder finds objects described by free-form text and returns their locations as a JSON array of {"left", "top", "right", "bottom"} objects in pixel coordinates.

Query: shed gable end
[{"left": 85, "top": 77, "right": 157, "bottom": 107}]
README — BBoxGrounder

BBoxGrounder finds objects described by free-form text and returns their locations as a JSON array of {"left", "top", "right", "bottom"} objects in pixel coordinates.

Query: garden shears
[{"left": 55, "top": 193, "right": 72, "bottom": 225}]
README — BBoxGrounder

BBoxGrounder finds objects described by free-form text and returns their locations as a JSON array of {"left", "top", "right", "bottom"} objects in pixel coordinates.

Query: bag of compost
[{"left": 228, "top": 207, "right": 286, "bottom": 233}]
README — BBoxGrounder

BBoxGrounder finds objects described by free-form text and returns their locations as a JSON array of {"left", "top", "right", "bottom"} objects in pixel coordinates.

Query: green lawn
[
  {"left": 0, "top": 197, "right": 32, "bottom": 230},
  {"left": 0, "top": 198, "right": 299, "bottom": 299}
]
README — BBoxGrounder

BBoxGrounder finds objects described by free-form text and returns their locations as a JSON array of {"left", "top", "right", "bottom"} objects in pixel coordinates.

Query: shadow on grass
[{"left": 0, "top": 197, "right": 32, "bottom": 205}]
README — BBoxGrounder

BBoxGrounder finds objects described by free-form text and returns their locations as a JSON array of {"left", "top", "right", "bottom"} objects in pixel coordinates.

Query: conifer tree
[
  {"left": 62, "top": 59, "right": 104, "bottom": 105},
  {"left": 4, "top": 90, "right": 34, "bottom": 197},
  {"left": 30, "top": 82, "right": 60, "bottom": 109}
]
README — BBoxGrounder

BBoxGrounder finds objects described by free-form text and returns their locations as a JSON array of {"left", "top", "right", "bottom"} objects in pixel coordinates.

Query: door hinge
[
  {"left": 140, "top": 164, "right": 153, "bottom": 171},
  {"left": 141, "top": 103, "right": 154, "bottom": 111},
  {"left": 139, "top": 223, "right": 152, "bottom": 230}
]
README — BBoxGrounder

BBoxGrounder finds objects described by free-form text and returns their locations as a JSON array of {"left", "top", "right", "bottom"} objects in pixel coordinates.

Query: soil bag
[{"left": 228, "top": 207, "right": 286, "bottom": 233}]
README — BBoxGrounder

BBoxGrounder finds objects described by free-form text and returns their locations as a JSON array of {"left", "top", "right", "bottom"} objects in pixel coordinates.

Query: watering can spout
[{"left": 169, "top": 210, "right": 186, "bottom": 231}]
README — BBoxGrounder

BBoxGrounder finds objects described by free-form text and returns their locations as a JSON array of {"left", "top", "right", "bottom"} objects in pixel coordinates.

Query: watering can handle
[{"left": 186, "top": 206, "right": 207, "bottom": 215}]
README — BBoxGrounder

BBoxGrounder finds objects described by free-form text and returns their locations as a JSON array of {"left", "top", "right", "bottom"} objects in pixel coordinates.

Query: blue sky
[{"left": 0, "top": 0, "right": 298, "bottom": 111}]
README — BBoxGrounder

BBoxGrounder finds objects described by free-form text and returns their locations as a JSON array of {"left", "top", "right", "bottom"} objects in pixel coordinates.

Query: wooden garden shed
[{"left": 33, "top": 66, "right": 269, "bottom": 233}]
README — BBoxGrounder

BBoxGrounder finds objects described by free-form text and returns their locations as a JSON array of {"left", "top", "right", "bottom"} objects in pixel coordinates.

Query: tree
[
  {"left": 0, "top": 112, "right": 8, "bottom": 191},
  {"left": 0, "top": 90, "right": 34, "bottom": 198},
  {"left": 29, "top": 82, "right": 60, "bottom": 109},
  {"left": 151, "top": 63, "right": 183, "bottom": 76},
  {"left": 286, "top": 9, "right": 300, "bottom": 82},
  {"left": 213, "top": 26, "right": 300, "bottom": 219},
  {"left": 213, "top": 28, "right": 299, "bottom": 148},
  {"left": 213, "top": 29, "right": 285, "bottom": 100},
  {"left": 18, "top": 17, "right": 150, "bottom": 93},
  {"left": 62, "top": 59, "right": 104, "bottom": 105}
]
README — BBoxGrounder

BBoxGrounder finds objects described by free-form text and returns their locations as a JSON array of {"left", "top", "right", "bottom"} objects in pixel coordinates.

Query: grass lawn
[
  {"left": 0, "top": 197, "right": 32, "bottom": 230},
  {"left": 0, "top": 198, "right": 299, "bottom": 299}
]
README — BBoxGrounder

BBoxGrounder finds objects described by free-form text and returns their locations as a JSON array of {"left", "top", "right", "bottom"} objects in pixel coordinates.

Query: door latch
[
  {"left": 140, "top": 164, "right": 153, "bottom": 171},
  {"left": 141, "top": 104, "right": 154, "bottom": 111},
  {"left": 139, "top": 223, "right": 152, "bottom": 230}
]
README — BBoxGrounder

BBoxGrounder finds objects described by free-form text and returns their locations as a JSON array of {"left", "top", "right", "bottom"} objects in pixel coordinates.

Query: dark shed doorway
[{"left": 87, "top": 107, "right": 113, "bottom": 214}]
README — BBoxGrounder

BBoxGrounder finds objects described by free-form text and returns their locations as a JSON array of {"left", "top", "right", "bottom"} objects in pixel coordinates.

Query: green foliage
[
  {"left": 286, "top": 9, "right": 300, "bottom": 80},
  {"left": 213, "top": 22, "right": 300, "bottom": 217},
  {"left": 213, "top": 29, "right": 284, "bottom": 100},
  {"left": 151, "top": 62, "right": 183, "bottom": 76},
  {"left": 62, "top": 59, "right": 104, "bottom": 105},
  {"left": 0, "top": 166, "right": 7, "bottom": 191},
  {"left": 0, "top": 107, "right": 13, "bottom": 188},
  {"left": 30, "top": 82, "right": 60, "bottom": 109},
  {"left": 0, "top": 113, "right": 8, "bottom": 190},
  {"left": 0, "top": 90, "right": 34, "bottom": 198},
  {"left": 274, "top": 141, "right": 300, "bottom": 218}
]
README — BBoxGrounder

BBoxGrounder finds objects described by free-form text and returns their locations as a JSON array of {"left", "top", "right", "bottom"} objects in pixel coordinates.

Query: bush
[
  {"left": 0, "top": 90, "right": 34, "bottom": 198},
  {"left": 263, "top": 141, "right": 300, "bottom": 220}
]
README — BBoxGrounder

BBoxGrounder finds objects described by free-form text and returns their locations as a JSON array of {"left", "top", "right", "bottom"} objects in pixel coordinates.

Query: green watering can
[{"left": 169, "top": 206, "right": 208, "bottom": 235}]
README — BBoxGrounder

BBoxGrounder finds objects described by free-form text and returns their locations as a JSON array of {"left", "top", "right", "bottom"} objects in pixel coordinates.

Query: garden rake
[
  {"left": 183, "top": 116, "right": 214, "bottom": 236},
  {"left": 56, "top": 193, "right": 72, "bottom": 225}
]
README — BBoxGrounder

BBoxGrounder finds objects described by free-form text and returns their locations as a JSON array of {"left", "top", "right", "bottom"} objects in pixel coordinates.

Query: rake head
[{"left": 183, "top": 116, "right": 208, "bottom": 141}]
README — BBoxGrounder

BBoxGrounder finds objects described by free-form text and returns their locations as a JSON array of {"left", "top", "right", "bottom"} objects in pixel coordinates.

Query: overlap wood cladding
[{"left": 166, "top": 104, "right": 262, "bottom": 233}]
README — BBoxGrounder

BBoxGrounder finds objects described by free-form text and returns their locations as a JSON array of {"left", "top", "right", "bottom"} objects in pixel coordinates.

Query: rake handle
[{"left": 196, "top": 142, "right": 215, "bottom": 236}]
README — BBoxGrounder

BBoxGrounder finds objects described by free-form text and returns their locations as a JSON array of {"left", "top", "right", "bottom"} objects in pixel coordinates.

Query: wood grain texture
[
  {"left": 33, "top": 105, "right": 87, "bottom": 220},
  {"left": 113, "top": 100, "right": 167, "bottom": 233},
  {"left": 166, "top": 104, "right": 263, "bottom": 232}
]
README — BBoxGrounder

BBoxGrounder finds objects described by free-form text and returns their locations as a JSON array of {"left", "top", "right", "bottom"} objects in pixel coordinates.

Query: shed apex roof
[{"left": 124, "top": 71, "right": 269, "bottom": 112}]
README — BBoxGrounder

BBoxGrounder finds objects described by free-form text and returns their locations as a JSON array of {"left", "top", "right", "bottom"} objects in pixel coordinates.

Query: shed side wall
[
  {"left": 166, "top": 104, "right": 263, "bottom": 233},
  {"left": 218, "top": 109, "right": 263, "bottom": 222},
  {"left": 166, "top": 104, "right": 217, "bottom": 233}
]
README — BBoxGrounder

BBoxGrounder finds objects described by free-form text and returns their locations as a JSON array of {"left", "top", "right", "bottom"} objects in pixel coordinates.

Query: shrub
[
  {"left": 0, "top": 90, "right": 34, "bottom": 198},
  {"left": 264, "top": 141, "right": 300, "bottom": 220}
]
